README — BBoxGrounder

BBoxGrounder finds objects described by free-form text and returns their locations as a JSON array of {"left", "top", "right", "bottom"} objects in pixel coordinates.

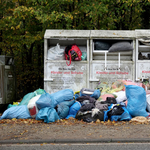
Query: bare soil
[{"left": 0, "top": 118, "right": 150, "bottom": 141}]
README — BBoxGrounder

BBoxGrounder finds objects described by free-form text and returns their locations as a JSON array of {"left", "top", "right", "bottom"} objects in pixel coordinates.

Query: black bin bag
[{"left": 94, "top": 40, "right": 111, "bottom": 50}]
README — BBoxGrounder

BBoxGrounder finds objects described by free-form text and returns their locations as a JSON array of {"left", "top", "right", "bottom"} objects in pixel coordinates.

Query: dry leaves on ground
[{"left": 0, "top": 117, "right": 150, "bottom": 126}]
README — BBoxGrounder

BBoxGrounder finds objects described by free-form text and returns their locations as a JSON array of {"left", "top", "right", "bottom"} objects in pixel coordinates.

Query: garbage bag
[
  {"left": 110, "top": 107, "right": 132, "bottom": 121},
  {"left": 75, "top": 111, "right": 96, "bottom": 123},
  {"left": 94, "top": 40, "right": 111, "bottom": 50},
  {"left": 107, "top": 105, "right": 124, "bottom": 120},
  {"left": 104, "top": 104, "right": 132, "bottom": 121},
  {"left": 27, "top": 95, "right": 41, "bottom": 118},
  {"left": 76, "top": 108, "right": 104, "bottom": 123},
  {"left": 36, "top": 89, "right": 74, "bottom": 110},
  {"left": 120, "top": 107, "right": 132, "bottom": 121},
  {"left": 19, "top": 92, "right": 35, "bottom": 106},
  {"left": 47, "top": 43, "right": 64, "bottom": 60},
  {"left": 81, "top": 52, "right": 87, "bottom": 60},
  {"left": 113, "top": 91, "right": 127, "bottom": 103},
  {"left": 36, "top": 93, "right": 55, "bottom": 110},
  {"left": 80, "top": 88, "right": 100, "bottom": 100},
  {"left": 36, "top": 107, "right": 60, "bottom": 123},
  {"left": 50, "top": 89, "right": 74, "bottom": 106},
  {"left": 146, "top": 95, "right": 150, "bottom": 112},
  {"left": 34, "top": 88, "right": 46, "bottom": 95},
  {"left": 18, "top": 88, "right": 46, "bottom": 106},
  {"left": 7, "top": 102, "right": 19, "bottom": 109},
  {"left": 57, "top": 100, "right": 75, "bottom": 119},
  {"left": 66, "top": 101, "right": 81, "bottom": 119},
  {"left": 0, "top": 105, "right": 31, "bottom": 120},
  {"left": 126, "top": 85, "right": 148, "bottom": 117},
  {"left": 79, "top": 103, "right": 95, "bottom": 112}
]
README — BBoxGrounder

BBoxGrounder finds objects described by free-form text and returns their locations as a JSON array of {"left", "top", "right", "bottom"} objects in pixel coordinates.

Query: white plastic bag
[
  {"left": 47, "top": 43, "right": 64, "bottom": 60},
  {"left": 27, "top": 95, "right": 41, "bottom": 118},
  {"left": 146, "top": 95, "right": 150, "bottom": 112},
  {"left": 113, "top": 91, "right": 127, "bottom": 103}
]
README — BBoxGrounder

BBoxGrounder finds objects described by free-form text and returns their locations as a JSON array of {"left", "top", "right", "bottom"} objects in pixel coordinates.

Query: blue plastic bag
[
  {"left": 126, "top": 85, "right": 148, "bottom": 117},
  {"left": 120, "top": 107, "right": 132, "bottom": 121},
  {"left": 80, "top": 88, "right": 100, "bottom": 100},
  {"left": 110, "top": 107, "right": 132, "bottom": 121},
  {"left": 91, "top": 89, "right": 101, "bottom": 99},
  {"left": 104, "top": 104, "right": 113, "bottom": 121},
  {"left": 66, "top": 101, "right": 81, "bottom": 119},
  {"left": 36, "top": 107, "right": 60, "bottom": 123},
  {"left": 50, "top": 89, "right": 74, "bottom": 106},
  {"left": 36, "top": 93, "right": 55, "bottom": 110},
  {"left": 57, "top": 100, "right": 75, "bottom": 119},
  {"left": 104, "top": 104, "right": 132, "bottom": 122},
  {"left": 0, "top": 105, "right": 31, "bottom": 120}
]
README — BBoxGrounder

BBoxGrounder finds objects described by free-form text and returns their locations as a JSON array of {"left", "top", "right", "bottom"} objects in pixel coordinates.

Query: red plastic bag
[{"left": 65, "top": 44, "right": 82, "bottom": 66}]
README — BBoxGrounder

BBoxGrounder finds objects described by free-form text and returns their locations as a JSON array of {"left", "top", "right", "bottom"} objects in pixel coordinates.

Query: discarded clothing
[
  {"left": 95, "top": 101, "right": 108, "bottom": 111},
  {"left": 76, "top": 95, "right": 96, "bottom": 104},
  {"left": 79, "top": 103, "right": 95, "bottom": 112},
  {"left": 76, "top": 108, "right": 104, "bottom": 123}
]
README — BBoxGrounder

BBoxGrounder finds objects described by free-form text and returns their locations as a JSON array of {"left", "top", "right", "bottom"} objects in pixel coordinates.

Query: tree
[{"left": 0, "top": 0, "right": 149, "bottom": 99}]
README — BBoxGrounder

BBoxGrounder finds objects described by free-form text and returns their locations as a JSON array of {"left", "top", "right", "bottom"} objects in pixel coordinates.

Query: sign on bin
[
  {"left": 90, "top": 62, "right": 133, "bottom": 88},
  {"left": 44, "top": 62, "right": 87, "bottom": 93}
]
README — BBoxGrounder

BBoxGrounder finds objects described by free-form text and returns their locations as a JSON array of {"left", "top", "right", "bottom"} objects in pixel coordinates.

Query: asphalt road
[{"left": 1, "top": 143, "right": 150, "bottom": 150}]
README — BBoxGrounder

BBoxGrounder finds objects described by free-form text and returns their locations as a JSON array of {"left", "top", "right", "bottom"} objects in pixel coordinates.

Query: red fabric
[{"left": 29, "top": 106, "right": 36, "bottom": 116}]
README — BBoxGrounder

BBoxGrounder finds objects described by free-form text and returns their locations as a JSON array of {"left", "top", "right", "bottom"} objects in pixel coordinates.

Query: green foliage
[{"left": 0, "top": 0, "right": 149, "bottom": 99}]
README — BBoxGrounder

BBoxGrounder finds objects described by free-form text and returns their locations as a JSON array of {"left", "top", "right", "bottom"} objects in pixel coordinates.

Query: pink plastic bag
[{"left": 121, "top": 80, "right": 143, "bottom": 91}]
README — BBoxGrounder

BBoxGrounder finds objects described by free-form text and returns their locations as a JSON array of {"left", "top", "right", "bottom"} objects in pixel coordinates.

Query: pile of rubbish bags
[{"left": 0, "top": 79, "right": 150, "bottom": 123}]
